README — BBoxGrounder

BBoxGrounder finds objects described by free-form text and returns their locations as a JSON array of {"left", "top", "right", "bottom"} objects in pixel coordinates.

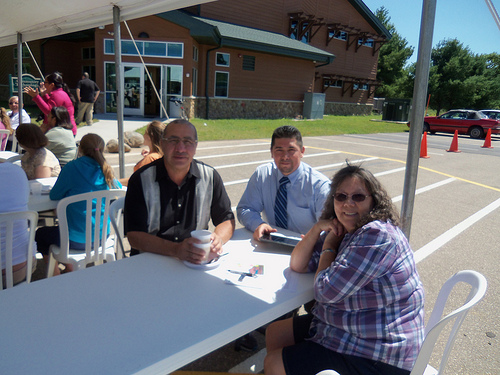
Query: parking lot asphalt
[{"left": 64, "top": 119, "right": 500, "bottom": 373}]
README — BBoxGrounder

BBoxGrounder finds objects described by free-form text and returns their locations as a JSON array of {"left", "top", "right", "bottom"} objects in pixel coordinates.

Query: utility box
[
  {"left": 303, "top": 93, "right": 326, "bottom": 119},
  {"left": 169, "top": 97, "right": 182, "bottom": 118},
  {"left": 382, "top": 98, "right": 411, "bottom": 122}
]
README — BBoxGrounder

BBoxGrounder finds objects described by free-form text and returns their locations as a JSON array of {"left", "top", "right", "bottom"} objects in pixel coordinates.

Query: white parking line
[
  {"left": 391, "top": 178, "right": 456, "bottom": 203},
  {"left": 414, "top": 197, "right": 500, "bottom": 263}
]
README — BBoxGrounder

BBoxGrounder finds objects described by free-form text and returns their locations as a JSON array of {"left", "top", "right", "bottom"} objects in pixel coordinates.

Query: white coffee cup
[
  {"left": 193, "top": 242, "right": 211, "bottom": 264},
  {"left": 191, "top": 230, "right": 212, "bottom": 243}
]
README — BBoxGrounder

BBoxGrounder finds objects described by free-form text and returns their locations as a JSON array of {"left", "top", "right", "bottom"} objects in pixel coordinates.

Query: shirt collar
[
  {"left": 276, "top": 162, "right": 304, "bottom": 185},
  {"left": 156, "top": 158, "right": 198, "bottom": 184}
]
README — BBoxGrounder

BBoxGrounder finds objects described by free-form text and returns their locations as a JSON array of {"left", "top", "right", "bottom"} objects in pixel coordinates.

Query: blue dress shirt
[{"left": 237, "top": 161, "right": 330, "bottom": 235}]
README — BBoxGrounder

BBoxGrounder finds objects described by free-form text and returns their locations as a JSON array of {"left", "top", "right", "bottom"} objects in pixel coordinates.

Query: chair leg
[{"left": 47, "top": 253, "right": 56, "bottom": 278}]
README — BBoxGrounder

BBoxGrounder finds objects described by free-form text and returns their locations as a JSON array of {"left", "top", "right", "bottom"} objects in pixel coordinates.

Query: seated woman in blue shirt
[
  {"left": 264, "top": 164, "right": 425, "bottom": 375},
  {"left": 35, "top": 133, "right": 121, "bottom": 276}
]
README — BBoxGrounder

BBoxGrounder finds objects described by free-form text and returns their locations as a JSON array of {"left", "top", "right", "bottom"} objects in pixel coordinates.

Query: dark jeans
[
  {"left": 35, "top": 226, "right": 85, "bottom": 256},
  {"left": 282, "top": 314, "right": 411, "bottom": 375}
]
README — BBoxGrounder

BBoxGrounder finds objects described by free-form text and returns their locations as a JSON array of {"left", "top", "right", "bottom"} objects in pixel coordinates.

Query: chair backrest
[
  {"left": 56, "top": 189, "right": 126, "bottom": 265},
  {"left": 0, "top": 129, "right": 10, "bottom": 151},
  {"left": 108, "top": 196, "right": 126, "bottom": 260},
  {"left": 0, "top": 210, "right": 38, "bottom": 289},
  {"left": 10, "top": 133, "right": 21, "bottom": 154},
  {"left": 410, "top": 270, "right": 487, "bottom": 375}
]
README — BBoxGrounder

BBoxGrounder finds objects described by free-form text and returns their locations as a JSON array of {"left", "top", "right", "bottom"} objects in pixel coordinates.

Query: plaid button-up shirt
[{"left": 308, "top": 221, "right": 425, "bottom": 371}]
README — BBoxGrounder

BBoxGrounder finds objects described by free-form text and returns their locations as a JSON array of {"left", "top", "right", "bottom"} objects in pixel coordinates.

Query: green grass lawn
[
  {"left": 137, "top": 114, "right": 409, "bottom": 141},
  {"left": 0, "top": 98, "right": 408, "bottom": 141}
]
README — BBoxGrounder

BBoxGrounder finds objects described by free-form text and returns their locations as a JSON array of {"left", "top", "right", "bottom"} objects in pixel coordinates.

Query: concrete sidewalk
[{"left": 75, "top": 114, "right": 168, "bottom": 144}]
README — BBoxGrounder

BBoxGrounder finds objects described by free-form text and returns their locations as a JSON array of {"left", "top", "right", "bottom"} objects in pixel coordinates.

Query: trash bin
[
  {"left": 382, "top": 98, "right": 411, "bottom": 122},
  {"left": 303, "top": 93, "right": 326, "bottom": 119},
  {"left": 169, "top": 97, "right": 182, "bottom": 118}
]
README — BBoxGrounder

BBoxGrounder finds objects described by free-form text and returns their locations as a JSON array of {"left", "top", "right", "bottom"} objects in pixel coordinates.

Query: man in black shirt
[
  {"left": 124, "top": 120, "right": 235, "bottom": 263},
  {"left": 76, "top": 72, "right": 100, "bottom": 126}
]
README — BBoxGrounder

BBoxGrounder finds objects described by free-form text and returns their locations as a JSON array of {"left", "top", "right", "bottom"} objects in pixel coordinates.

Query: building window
[
  {"left": 290, "top": 21, "right": 310, "bottom": 43},
  {"left": 13, "top": 46, "right": 30, "bottom": 59},
  {"left": 329, "top": 30, "right": 348, "bottom": 41},
  {"left": 242, "top": 55, "right": 255, "bottom": 71},
  {"left": 358, "top": 38, "right": 374, "bottom": 47},
  {"left": 82, "top": 47, "right": 95, "bottom": 59},
  {"left": 192, "top": 67, "right": 198, "bottom": 96},
  {"left": 215, "top": 71, "right": 229, "bottom": 97},
  {"left": 353, "top": 83, "right": 369, "bottom": 91},
  {"left": 324, "top": 79, "right": 343, "bottom": 89},
  {"left": 144, "top": 42, "right": 167, "bottom": 57},
  {"left": 104, "top": 39, "right": 184, "bottom": 58},
  {"left": 193, "top": 45, "right": 198, "bottom": 62},
  {"left": 216, "top": 52, "right": 230, "bottom": 67}
]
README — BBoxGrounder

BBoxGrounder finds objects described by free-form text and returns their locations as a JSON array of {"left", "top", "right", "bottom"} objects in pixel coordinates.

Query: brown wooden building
[{"left": 0, "top": 0, "right": 389, "bottom": 119}]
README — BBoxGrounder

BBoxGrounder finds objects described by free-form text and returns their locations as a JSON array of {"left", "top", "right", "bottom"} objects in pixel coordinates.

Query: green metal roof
[
  {"left": 348, "top": 0, "right": 391, "bottom": 39},
  {"left": 158, "top": 10, "right": 335, "bottom": 64}
]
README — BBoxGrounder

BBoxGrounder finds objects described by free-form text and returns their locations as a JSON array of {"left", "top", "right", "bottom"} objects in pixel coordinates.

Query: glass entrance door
[{"left": 123, "top": 64, "right": 143, "bottom": 116}]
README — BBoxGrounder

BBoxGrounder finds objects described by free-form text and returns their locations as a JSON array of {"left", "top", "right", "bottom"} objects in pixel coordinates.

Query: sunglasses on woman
[{"left": 333, "top": 193, "right": 371, "bottom": 202}]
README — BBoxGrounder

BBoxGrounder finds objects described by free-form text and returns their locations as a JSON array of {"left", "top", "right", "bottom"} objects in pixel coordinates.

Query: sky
[{"left": 362, "top": 0, "right": 500, "bottom": 63}]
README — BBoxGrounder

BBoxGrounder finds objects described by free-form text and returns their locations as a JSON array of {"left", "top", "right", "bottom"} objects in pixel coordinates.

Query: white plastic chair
[
  {"left": 47, "top": 189, "right": 126, "bottom": 277},
  {"left": 0, "top": 210, "right": 38, "bottom": 289},
  {"left": 410, "top": 270, "right": 487, "bottom": 375},
  {"left": 0, "top": 129, "right": 10, "bottom": 151},
  {"left": 315, "top": 270, "right": 487, "bottom": 375},
  {"left": 11, "top": 133, "right": 21, "bottom": 154},
  {"left": 109, "top": 196, "right": 126, "bottom": 259}
]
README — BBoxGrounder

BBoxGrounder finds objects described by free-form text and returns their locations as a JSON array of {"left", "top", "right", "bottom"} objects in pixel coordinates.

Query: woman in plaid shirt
[{"left": 265, "top": 164, "right": 424, "bottom": 375}]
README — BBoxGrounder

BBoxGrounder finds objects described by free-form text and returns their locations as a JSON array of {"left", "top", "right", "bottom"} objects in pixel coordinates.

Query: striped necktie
[{"left": 274, "top": 176, "right": 290, "bottom": 229}]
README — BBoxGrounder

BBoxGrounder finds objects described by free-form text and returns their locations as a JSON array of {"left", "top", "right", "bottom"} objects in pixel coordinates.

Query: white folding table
[
  {"left": 0, "top": 228, "right": 314, "bottom": 374},
  {"left": 27, "top": 177, "right": 58, "bottom": 212}
]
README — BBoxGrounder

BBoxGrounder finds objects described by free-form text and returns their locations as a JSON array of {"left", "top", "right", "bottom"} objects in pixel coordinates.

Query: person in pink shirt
[{"left": 24, "top": 72, "right": 77, "bottom": 136}]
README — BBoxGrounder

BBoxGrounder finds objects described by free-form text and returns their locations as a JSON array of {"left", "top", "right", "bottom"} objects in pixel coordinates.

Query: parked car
[
  {"left": 407, "top": 109, "right": 500, "bottom": 139},
  {"left": 481, "top": 109, "right": 500, "bottom": 120}
]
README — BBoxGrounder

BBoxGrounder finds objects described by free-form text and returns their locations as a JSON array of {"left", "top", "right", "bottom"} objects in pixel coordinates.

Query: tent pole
[
  {"left": 17, "top": 33, "right": 23, "bottom": 117},
  {"left": 114, "top": 6, "right": 125, "bottom": 178},
  {"left": 401, "top": 0, "right": 437, "bottom": 239}
]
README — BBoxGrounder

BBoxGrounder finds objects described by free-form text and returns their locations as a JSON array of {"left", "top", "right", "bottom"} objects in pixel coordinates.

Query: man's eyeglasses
[
  {"left": 162, "top": 136, "right": 197, "bottom": 148},
  {"left": 9, "top": 102, "right": 18, "bottom": 105},
  {"left": 333, "top": 193, "right": 371, "bottom": 203}
]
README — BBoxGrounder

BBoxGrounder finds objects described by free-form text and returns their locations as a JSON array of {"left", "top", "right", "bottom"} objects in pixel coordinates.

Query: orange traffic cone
[
  {"left": 420, "top": 132, "right": 430, "bottom": 158},
  {"left": 482, "top": 129, "right": 493, "bottom": 148},
  {"left": 447, "top": 130, "right": 461, "bottom": 153}
]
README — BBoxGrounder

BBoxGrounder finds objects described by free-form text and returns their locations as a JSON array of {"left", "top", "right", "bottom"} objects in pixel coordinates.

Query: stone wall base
[{"left": 178, "top": 98, "right": 373, "bottom": 119}]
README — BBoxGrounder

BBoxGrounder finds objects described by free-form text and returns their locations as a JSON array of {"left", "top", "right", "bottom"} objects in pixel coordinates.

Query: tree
[
  {"left": 374, "top": 7, "right": 414, "bottom": 98},
  {"left": 428, "top": 39, "right": 499, "bottom": 114}
]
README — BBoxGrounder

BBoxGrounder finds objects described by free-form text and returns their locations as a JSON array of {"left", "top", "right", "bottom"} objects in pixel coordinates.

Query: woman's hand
[
  {"left": 323, "top": 219, "right": 346, "bottom": 251},
  {"left": 23, "top": 86, "right": 39, "bottom": 98}
]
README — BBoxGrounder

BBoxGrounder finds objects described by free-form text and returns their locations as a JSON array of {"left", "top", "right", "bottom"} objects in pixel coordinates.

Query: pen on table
[{"left": 227, "top": 269, "right": 255, "bottom": 277}]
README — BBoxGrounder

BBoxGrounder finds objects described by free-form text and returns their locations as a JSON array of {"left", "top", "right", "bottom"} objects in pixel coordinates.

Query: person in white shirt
[{"left": 7, "top": 96, "right": 31, "bottom": 151}]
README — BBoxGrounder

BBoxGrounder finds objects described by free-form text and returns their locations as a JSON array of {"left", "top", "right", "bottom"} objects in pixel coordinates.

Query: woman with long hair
[
  {"left": 120, "top": 120, "right": 165, "bottom": 186},
  {"left": 43, "top": 106, "right": 77, "bottom": 167},
  {"left": 35, "top": 133, "right": 122, "bottom": 276},
  {"left": 15, "top": 123, "right": 61, "bottom": 180},
  {"left": 264, "top": 163, "right": 424, "bottom": 375},
  {"left": 0, "top": 107, "right": 13, "bottom": 150},
  {"left": 24, "top": 72, "right": 78, "bottom": 136}
]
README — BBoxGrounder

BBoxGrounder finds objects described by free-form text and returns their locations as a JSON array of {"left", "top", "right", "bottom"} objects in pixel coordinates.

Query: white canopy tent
[
  {"left": 0, "top": 0, "right": 441, "bottom": 238},
  {"left": 0, "top": 0, "right": 214, "bottom": 178},
  {"left": 0, "top": 0, "right": 214, "bottom": 47}
]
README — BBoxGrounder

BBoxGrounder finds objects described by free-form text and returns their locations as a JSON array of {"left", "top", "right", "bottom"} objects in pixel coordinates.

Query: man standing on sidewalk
[{"left": 76, "top": 72, "right": 100, "bottom": 126}]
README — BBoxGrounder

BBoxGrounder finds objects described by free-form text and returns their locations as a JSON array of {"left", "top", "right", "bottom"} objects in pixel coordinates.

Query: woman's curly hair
[{"left": 320, "top": 162, "right": 400, "bottom": 229}]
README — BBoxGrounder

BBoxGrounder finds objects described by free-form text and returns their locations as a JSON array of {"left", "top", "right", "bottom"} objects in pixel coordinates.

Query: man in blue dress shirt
[{"left": 237, "top": 125, "right": 330, "bottom": 241}]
